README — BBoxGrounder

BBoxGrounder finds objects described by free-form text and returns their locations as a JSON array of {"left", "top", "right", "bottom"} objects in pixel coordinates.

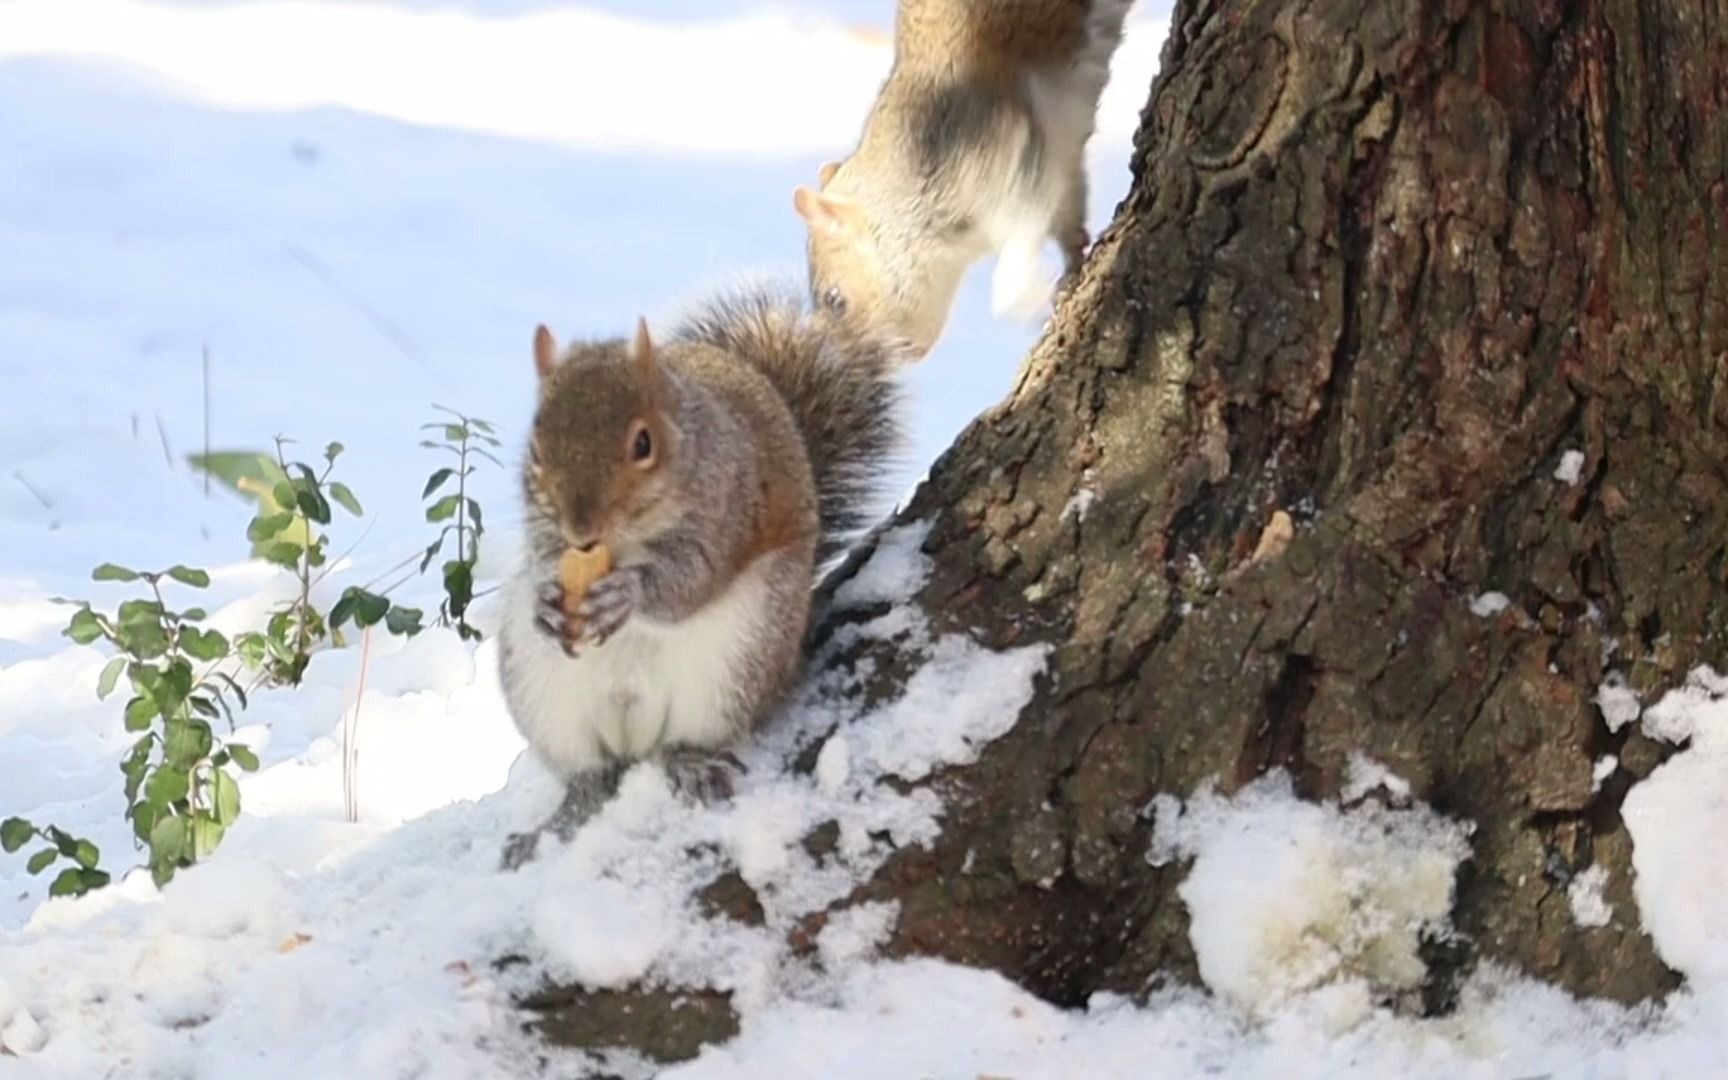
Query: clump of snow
[
  {"left": 1470, "top": 592, "right": 1512, "bottom": 617},
  {"left": 1638, "top": 665, "right": 1728, "bottom": 745},
  {"left": 831, "top": 521, "right": 933, "bottom": 607},
  {"left": 813, "top": 734, "right": 851, "bottom": 796},
  {"left": 534, "top": 876, "right": 674, "bottom": 990},
  {"left": 1340, "top": 752, "right": 1413, "bottom": 803},
  {"left": 1554, "top": 449, "right": 1586, "bottom": 486},
  {"left": 1, "top": 1007, "right": 47, "bottom": 1056},
  {"left": 840, "top": 633, "right": 1049, "bottom": 784},
  {"left": 816, "top": 902, "right": 899, "bottom": 972},
  {"left": 1623, "top": 666, "right": 1728, "bottom": 981},
  {"left": 1149, "top": 773, "right": 1472, "bottom": 1017},
  {"left": 1597, "top": 674, "right": 1643, "bottom": 733},
  {"left": 1567, "top": 865, "right": 1613, "bottom": 929},
  {"left": 1591, "top": 755, "right": 1619, "bottom": 792}
]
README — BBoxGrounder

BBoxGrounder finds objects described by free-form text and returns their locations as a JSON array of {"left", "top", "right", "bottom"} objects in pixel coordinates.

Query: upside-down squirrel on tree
[{"left": 796, "top": 0, "right": 1135, "bottom": 358}]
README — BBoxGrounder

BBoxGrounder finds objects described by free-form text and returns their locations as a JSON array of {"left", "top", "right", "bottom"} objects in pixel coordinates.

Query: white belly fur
[
  {"left": 982, "top": 5, "right": 1130, "bottom": 315},
  {"left": 500, "top": 557, "right": 773, "bottom": 777}
]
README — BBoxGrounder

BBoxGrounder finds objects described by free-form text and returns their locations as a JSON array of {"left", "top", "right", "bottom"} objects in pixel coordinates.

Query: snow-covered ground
[{"left": 3, "top": 1, "right": 1727, "bottom": 1077}]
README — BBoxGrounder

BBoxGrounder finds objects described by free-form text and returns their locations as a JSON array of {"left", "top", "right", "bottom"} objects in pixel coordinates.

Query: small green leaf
[
  {"left": 471, "top": 418, "right": 495, "bottom": 434},
  {"left": 324, "top": 441, "right": 345, "bottom": 463},
  {"left": 331, "top": 587, "right": 389, "bottom": 629},
  {"left": 148, "top": 660, "right": 191, "bottom": 719},
  {"left": 420, "top": 537, "right": 445, "bottom": 573},
  {"left": 229, "top": 744, "right": 261, "bottom": 772},
  {"left": 77, "top": 868, "right": 110, "bottom": 893},
  {"left": 72, "top": 839, "right": 100, "bottom": 870},
  {"left": 328, "top": 482, "right": 362, "bottom": 517},
  {"left": 1, "top": 817, "right": 34, "bottom": 853},
  {"left": 131, "top": 800, "right": 158, "bottom": 841},
  {"left": 164, "top": 565, "right": 211, "bottom": 588},
  {"left": 272, "top": 482, "right": 297, "bottom": 510},
  {"left": 327, "top": 592, "right": 356, "bottom": 630},
  {"left": 422, "top": 467, "right": 456, "bottom": 499},
  {"left": 425, "top": 494, "right": 462, "bottom": 523},
  {"left": 179, "top": 627, "right": 230, "bottom": 662},
  {"left": 149, "top": 813, "right": 191, "bottom": 866},
  {"left": 97, "top": 656, "right": 126, "bottom": 700},
  {"left": 146, "top": 766, "right": 191, "bottom": 807},
  {"left": 248, "top": 511, "right": 295, "bottom": 543},
  {"left": 443, "top": 560, "right": 474, "bottom": 614},
  {"left": 295, "top": 487, "right": 332, "bottom": 526},
  {"left": 192, "top": 815, "right": 226, "bottom": 859},
  {"left": 115, "top": 619, "right": 171, "bottom": 660},
  {"left": 65, "top": 608, "right": 105, "bottom": 645},
  {"left": 385, "top": 605, "right": 424, "bottom": 637},
  {"left": 117, "top": 599, "right": 165, "bottom": 626},
  {"left": 213, "top": 770, "right": 241, "bottom": 827},
  {"left": 444, "top": 424, "right": 467, "bottom": 441},
  {"left": 49, "top": 867, "right": 85, "bottom": 897},
  {"left": 124, "top": 696, "right": 158, "bottom": 731},
  {"left": 121, "top": 739, "right": 152, "bottom": 802},
  {"left": 46, "top": 827, "right": 77, "bottom": 856},
  {"left": 466, "top": 498, "right": 484, "bottom": 534},
  {"left": 213, "top": 672, "right": 250, "bottom": 710},
  {"left": 92, "top": 563, "right": 140, "bottom": 582},
  {"left": 179, "top": 607, "right": 208, "bottom": 622},
  {"left": 165, "top": 720, "right": 214, "bottom": 771},
  {"left": 234, "top": 632, "right": 267, "bottom": 668},
  {"left": 27, "top": 848, "right": 57, "bottom": 875},
  {"left": 262, "top": 541, "right": 303, "bottom": 568},
  {"left": 151, "top": 861, "right": 177, "bottom": 887},
  {"left": 190, "top": 696, "right": 220, "bottom": 720}
]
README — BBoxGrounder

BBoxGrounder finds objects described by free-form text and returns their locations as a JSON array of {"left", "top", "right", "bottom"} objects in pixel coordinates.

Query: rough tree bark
[{"left": 528, "top": 0, "right": 1728, "bottom": 1058}]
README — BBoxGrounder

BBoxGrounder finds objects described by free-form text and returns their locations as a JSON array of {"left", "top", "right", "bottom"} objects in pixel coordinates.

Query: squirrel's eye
[
  {"left": 631, "top": 426, "right": 654, "bottom": 464},
  {"left": 822, "top": 287, "right": 847, "bottom": 315}
]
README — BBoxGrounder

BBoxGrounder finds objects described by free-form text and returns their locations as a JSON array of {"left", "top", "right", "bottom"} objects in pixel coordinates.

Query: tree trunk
[{"left": 528, "top": 0, "right": 1728, "bottom": 1057}]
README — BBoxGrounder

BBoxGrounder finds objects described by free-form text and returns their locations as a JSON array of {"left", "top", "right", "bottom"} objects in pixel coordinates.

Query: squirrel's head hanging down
[
  {"left": 794, "top": 162, "right": 970, "bottom": 361},
  {"left": 526, "top": 319, "right": 682, "bottom": 552}
]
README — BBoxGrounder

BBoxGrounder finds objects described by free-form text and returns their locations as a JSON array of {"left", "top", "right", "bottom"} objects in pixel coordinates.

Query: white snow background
[{"left": 3, "top": 1, "right": 1728, "bottom": 1077}]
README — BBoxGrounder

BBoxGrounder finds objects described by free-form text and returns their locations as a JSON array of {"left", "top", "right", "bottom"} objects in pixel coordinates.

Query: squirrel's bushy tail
[{"left": 676, "top": 286, "right": 903, "bottom": 564}]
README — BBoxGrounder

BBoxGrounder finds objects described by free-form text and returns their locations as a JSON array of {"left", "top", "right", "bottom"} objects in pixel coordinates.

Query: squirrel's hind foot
[
  {"left": 661, "top": 748, "right": 744, "bottom": 805},
  {"left": 497, "top": 766, "right": 625, "bottom": 871}
]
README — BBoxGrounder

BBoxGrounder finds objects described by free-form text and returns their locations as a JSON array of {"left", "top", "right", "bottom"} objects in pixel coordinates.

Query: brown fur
[{"left": 894, "top": 0, "right": 1090, "bottom": 70}]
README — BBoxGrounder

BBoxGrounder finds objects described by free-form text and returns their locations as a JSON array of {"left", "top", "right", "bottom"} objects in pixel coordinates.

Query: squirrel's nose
[{"left": 561, "top": 527, "right": 602, "bottom": 552}]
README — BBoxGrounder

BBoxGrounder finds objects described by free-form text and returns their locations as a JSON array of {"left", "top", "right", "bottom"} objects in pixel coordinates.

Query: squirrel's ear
[
  {"left": 794, "top": 186, "right": 861, "bottom": 235},
  {"left": 533, "top": 324, "right": 558, "bottom": 380},
  {"left": 633, "top": 316, "right": 655, "bottom": 375},
  {"left": 817, "top": 160, "right": 840, "bottom": 187}
]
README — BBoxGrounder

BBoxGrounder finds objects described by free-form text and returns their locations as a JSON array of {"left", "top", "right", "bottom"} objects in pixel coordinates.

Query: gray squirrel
[
  {"left": 795, "top": 0, "right": 1135, "bottom": 358},
  {"left": 496, "top": 290, "right": 901, "bottom": 867}
]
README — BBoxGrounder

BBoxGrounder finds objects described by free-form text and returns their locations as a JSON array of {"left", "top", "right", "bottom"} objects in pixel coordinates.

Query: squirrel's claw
[
  {"left": 577, "top": 570, "right": 640, "bottom": 646},
  {"left": 661, "top": 748, "right": 743, "bottom": 805},
  {"left": 534, "top": 581, "right": 589, "bottom": 658},
  {"left": 534, "top": 582, "right": 574, "bottom": 647}
]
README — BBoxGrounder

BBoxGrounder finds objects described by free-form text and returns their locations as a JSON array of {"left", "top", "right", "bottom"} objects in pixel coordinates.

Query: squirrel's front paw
[
  {"left": 534, "top": 580, "right": 575, "bottom": 649},
  {"left": 577, "top": 570, "right": 641, "bottom": 646}
]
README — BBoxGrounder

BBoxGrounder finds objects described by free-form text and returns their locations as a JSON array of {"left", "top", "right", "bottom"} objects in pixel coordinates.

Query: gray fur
[
  {"left": 497, "top": 288, "right": 901, "bottom": 864},
  {"left": 674, "top": 286, "right": 904, "bottom": 564}
]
